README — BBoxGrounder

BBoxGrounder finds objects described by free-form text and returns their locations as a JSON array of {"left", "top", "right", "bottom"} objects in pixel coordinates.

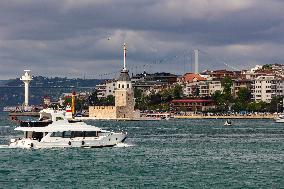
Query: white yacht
[
  {"left": 9, "top": 109, "right": 127, "bottom": 149},
  {"left": 275, "top": 114, "right": 284, "bottom": 123}
]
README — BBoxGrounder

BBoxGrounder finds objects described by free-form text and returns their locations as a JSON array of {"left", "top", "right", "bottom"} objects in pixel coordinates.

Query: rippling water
[{"left": 0, "top": 112, "right": 283, "bottom": 188}]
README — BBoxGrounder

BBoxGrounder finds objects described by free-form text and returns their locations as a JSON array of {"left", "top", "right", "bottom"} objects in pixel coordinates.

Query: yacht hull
[
  {"left": 10, "top": 133, "right": 127, "bottom": 149},
  {"left": 275, "top": 119, "right": 284, "bottom": 123}
]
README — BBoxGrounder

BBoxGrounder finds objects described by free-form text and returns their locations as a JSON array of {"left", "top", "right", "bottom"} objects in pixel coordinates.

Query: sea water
[{"left": 0, "top": 112, "right": 283, "bottom": 188}]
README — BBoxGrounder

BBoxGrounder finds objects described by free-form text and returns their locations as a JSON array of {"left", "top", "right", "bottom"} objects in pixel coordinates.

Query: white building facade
[
  {"left": 183, "top": 80, "right": 223, "bottom": 97},
  {"left": 252, "top": 75, "right": 284, "bottom": 102},
  {"left": 96, "top": 80, "right": 117, "bottom": 98}
]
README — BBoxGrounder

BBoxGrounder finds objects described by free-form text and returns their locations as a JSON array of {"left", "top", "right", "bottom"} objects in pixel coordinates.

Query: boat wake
[
  {"left": 0, "top": 145, "right": 11, "bottom": 149},
  {"left": 114, "top": 143, "right": 135, "bottom": 148}
]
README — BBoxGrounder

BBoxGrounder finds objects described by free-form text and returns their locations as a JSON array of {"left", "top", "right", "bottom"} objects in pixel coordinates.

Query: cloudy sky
[{"left": 0, "top": 0, "right": 284, "bottom": 79}]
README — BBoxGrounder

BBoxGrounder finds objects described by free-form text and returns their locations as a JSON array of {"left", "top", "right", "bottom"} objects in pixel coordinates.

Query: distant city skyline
[{"left": 0, "top": 0, "right": 284, "bottom": 79}]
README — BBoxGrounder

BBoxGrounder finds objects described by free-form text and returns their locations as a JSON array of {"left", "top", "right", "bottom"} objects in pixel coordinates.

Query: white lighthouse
[{"left": 20, "top": 70, "right": 33, "bottom": 109}]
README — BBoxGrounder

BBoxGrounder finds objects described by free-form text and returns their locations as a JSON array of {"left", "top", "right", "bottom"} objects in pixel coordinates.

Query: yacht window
[
  {"left": 84, "top": 131, "right": 98, "bottom": 137},
  {"left": 63, "top": 131, "right": 73, "bottom": 138},
  {"left": 32, "top": 132, "right": 44, "bottom": 141},
  {"left": 73, "top": 131, "right": 84, "bottom": 137},
  {"left": 51, "top": 132, "right": 63, "bottom": 137}
]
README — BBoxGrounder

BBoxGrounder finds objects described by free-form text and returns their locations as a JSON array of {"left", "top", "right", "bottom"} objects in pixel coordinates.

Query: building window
[
  {"left": 122, "top": 84, "right": 124, "bottom": 88},
  {"left": 127, "top": 84, "right": 129, "bottom": 88},
  {"left": 118, "top": 84, "right": 121, "bottom": 88}
]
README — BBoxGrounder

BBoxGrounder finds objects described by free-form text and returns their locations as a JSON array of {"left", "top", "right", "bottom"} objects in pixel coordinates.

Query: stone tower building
[
  {"left": 88, "top": 43, "right": 140, "bottom": 119},
  {"left": 115, "top": 67, "right": 135, "bottom": 118}
]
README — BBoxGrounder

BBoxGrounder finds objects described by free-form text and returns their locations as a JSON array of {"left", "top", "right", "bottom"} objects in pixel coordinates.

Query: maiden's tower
[{"left": 89, "top": 43, "right": 140, "bottom": 119}]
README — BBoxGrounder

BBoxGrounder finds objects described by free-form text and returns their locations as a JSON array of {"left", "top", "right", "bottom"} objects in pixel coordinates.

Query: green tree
[
  {"left": 88, "top": 91, "right": 98, "bottom": 106},
  {"left": 262, "top": 64, "right": 272, "bottom": 70},
  {"left": 173, "top": 84, "right": 183, "bottom": 99},
  {"left": 160, "top": 88, "right": 173, "bottom": 102},
  {"left": 193, "top": 85, "right": 200, "bottom": 97},
  {"left": 268, "top": 96, "right": 283, "bottom": 112},
  {"left": 63, "top": 96, "right": 72, "bottom": 106},
  {"left": 247, "top": 101, "right": 269, "bottom": 112},
  {"left": 221, "top": 76, "right": 233, "bottom": 110},
  {"left": 212, "top": 90, "right": 226, "bottom": 112},
  {"left": 232, "top": 87, "right": 252, "bottom": 112},
  {"left": 221, "top": 77, "right": 232, "bottom": 96},
  {"left": 105, "top": 95, "right": 115, "bottom": 106},
  {"left": 75, "top": 99, "right": 84, "bottom": 112},
  {"left": 149, "top": 93, "right": 162, "bottom": 105},
  {"left": 236, "top": 88, "right": 251, "bottom": 102},
  {"left": 134, "top": 88, "right": 143, "bottom": 99}
]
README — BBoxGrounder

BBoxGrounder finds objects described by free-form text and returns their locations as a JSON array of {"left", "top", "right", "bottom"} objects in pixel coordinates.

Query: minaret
[{"left": 20, "top": 70, "right": 33, "bottom": 109}]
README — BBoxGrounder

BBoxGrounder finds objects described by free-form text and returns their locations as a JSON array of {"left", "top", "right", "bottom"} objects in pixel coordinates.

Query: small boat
[
  {"left": 275, "top": 114, "right": 284, "bottom": 123},
  {"left": 224, "top": 120, "right": 232, "bottom": 126},
  {"left": 9, "top": 109, "right": 127, "bottom": 149}
]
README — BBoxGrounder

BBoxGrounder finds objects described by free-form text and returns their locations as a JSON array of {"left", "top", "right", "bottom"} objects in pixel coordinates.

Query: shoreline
[{"left": 174, "top": 115, "right": 275, "bottom": 119}]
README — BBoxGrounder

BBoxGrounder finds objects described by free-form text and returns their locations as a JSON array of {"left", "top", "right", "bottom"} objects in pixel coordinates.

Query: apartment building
[
  {"left": 96, "top": 80, "right": 117, "bottom": 98},
  {"left": 232, "top": 79, "right": 252, "bottom": 97},
  {"left": 208, "top": 80, "right": 223, "bottom": 95},
  {"left": 183, "top": 81, "right": 207, "bottom": 97},
  {"left": 252, "top": 75, "right": 284, "bottom": 102}
]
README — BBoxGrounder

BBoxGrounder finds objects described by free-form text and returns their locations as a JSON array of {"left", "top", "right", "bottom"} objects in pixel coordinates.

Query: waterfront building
[{"left": 252, "top": 75, "right": 284, "bottom": 102}]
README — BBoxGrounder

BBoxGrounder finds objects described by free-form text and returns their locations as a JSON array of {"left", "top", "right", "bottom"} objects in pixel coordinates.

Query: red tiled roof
[{"left": 181, "top": 73, "right": 206, "bottom": 82}]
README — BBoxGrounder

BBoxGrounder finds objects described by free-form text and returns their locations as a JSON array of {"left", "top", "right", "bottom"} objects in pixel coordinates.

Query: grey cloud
[{"left": 0, "top": 0, "right": 284, "bottom": 79}]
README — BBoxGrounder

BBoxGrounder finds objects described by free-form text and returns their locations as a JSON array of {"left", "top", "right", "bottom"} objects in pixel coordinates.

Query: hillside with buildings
[
  {"left": 94, "top": 63, "right": 284, "bottom": 114},
  {"left": 2, "top": 63, "right": 283, "bottom": 115}
]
